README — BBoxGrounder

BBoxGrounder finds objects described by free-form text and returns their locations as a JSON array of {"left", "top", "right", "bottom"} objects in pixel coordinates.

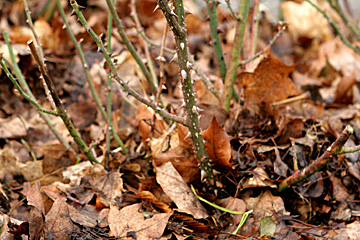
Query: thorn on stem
[
  {"left": 153, "top": 5, "right": 160, "bottom": 12},
  {"left": 217, "top": 27, "right": 224, "bottom": 34}
]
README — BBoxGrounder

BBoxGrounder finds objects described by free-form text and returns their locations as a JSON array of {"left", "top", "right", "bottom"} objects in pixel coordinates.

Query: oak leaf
[{"left": 236, "top": 54, "right": 301, "bottom": 105}]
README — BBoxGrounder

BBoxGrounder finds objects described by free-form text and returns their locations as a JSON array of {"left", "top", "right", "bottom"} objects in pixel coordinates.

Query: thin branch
[
  {"left": 157, "top": 0, "right": 223, "bottom": 194},
  {"left": 278, "top": 125, "right": 354, "bottom": 192},
  {"left": 103, "top": 0, "right": 158, "bottom": 95},
  {"left": 130, "top": 0, "right": 159, "bottom": 91},
  {"left": 239, "top": 22, "right": 287, "bottom": 65},
  {"left": 221, "top": 0, "right": 251, "bottom": 112},
  {"left": 56, "top": 0, "right": 128, "bottom": 154},
  {"left": 69, "top": 0, "right": 186, "bottom": 126},
  {"left": 304, "top": 0, "right": 360, "bottom": 55},
  {"left": 248, "top": 0, "right": 260, "bottom": 58},
  {"left": 155, "top": 23, "right": 168, "bottom": 103},
  {"left": 28, "top": 40, "right": 99, "bottom": 164},
  {"left": 206, "top": 0, "right": 227, "bottom": 81},
  {"left": 3, "top": 32, "right": 71, "bottom": 150},
  {"left": 327, "top": 0, "right": 360, "bottom": 41},
  {"left": 0, "top": 55, "right": 58, "bottom": 116}
]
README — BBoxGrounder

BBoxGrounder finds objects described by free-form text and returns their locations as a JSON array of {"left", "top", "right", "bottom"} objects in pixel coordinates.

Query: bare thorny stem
[{"left": 156, "top": 0, "right": 221, "bottom": 193}]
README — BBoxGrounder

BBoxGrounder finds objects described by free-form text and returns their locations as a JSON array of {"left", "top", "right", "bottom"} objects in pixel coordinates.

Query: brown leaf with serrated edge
[
  {"left": 202, "top": 116, "right": 231, "bottom": 167},
  {"left": 236, "top": 53, "right": 301, "bottom": 105}
]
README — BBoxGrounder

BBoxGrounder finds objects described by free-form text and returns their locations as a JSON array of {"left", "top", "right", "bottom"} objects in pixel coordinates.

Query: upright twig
[
  {"left": 248, "top": 0, "right": 260, "bottom": 58},
  {"left": 105, "top": 0, "right": 114, "bottom": 168},
  {"left": 69, "top": 0, "right": 186, "bottom": 126},
  {"left": 103, "top": 0, "right": 158, "bottom": 95},
  {"left": 24, "top": 0, "right": 56, "bottom": 110},
  {"left": 28, "top": 40, "right": 99, "bottom": 164},
  {"left": 157, "top": 0, "right": 221, "bottom": 193},
  {"left": 304, "top": 0, "right": 360, "bottom": 55},
  {"left": 130, "top": 0, "right": 159, "bottom": 96},
  {"left": 327, "top": 0, "right": 360, "bottom": 41},
  {"left": 23, "top": 0, "right": 44, "bottom": 61},
  {"left": 221, "top": 0, "right": 251, "bottom": 112},
  {"left": 155, "top": 24, "right": 169, "bottom": 103},
  {"left": 56, "top": 0, "right": 128, "bottom": 154},
  {"left": 206, "top": 0, "right": 227, "bottom": 81}
]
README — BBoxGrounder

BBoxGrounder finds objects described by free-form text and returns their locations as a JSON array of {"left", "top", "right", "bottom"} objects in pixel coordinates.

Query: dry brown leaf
[
  {"left": 19, "top": 161, "right": 43, "bottom": 182},
  {"left": 172, "top": 211, "right": 218, "bottom": 236},
  {"left": 236, "top": 54, "right": 301, "bottom": 105},
  {"left": 0, "top": 117, "right": 27, "bottom": 139},
  {"left": 67, "top": 102, "right": 97, "bottom": 130},
  {"left": 109, "top": 203, "right": 172, "bottom": 239},
  {"left": 0, "top": 147, "right": 21, "bottom": 176},
  {"left": 150, "top": 126, "right": 180, "bottom": 157},
  {"left": 136, "top": 105, "right": 167, "bottom": 145},
  {"left": 330, "top": 175, "right": 353, "bottom": 202},
  {"left": 198, "top": 103, "right": 228, "bottom": 130},
  {"left": 276, "top": 118, "right": 304, "bottom": 144},
  {"left": 194, "top": 81, "right": 220, "bottom": 106},
  {"left": 34, "top": 18, "right": 61, "bottom": 50},
  {"left": 218, "top": 197, "right": 246, "bottom": 227},
  {"left": 153, "top": 146, "right": 199, "bottom": 183},
  {"left": 202, "top": 116, "right": 231, "bottom": 167},
  {"left": 252, "top": 190, "right": 290, "bottom": 222},
  {"left": 24, "top": 181, "right": 45, "bottom": 239},
  {"left": 44, "top": 198, "right": 74, "bottom": 240},
  {"left": 312, "top": 38, "right": 360, "bottom": 81},
  {"left": 177, "top": 123, "right": 193, "bottom": 148},
  {"left": 0, "top": 215, "right": 15, "bottom": 240},
  {"left": 137, "top": 190, "right": 172, "bottom": 213},
  {"left": 243, "top": 167, "right": 277, "bottom": 189},
  {"left": 81, "top": 170, "right": 123, "bottom": 208},
  {"left": 156, "top": 162, "right": 208, "bottom": 219},
  {"left": 334, "top": 72, "right": 357, "bottom": 104},
  {"left": 41, "top": 144, "right": 76, "bottom": 185},
  {"left": 68, "top": 205, "right": 99, "bottom": 228},
  {"left": 8, "top": 26, "right": 33, "bottom": 44}
]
